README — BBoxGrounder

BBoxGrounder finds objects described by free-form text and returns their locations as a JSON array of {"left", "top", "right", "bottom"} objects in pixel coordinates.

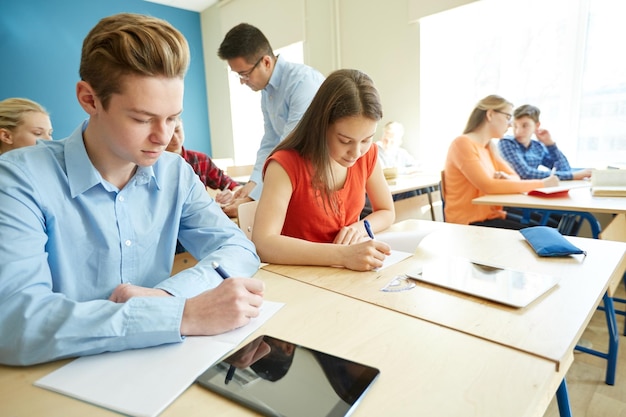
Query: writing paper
[{"left": 34, "top": 301, "right": 284, "bottom": 417}]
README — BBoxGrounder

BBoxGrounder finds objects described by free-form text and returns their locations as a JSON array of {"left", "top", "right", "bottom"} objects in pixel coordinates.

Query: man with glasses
[{"left": 218, "top": 23, "right": 325, "bottom": 217}]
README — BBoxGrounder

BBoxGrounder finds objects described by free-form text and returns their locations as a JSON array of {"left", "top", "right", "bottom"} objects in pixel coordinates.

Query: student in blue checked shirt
[{"left": 498, "top": 104, "right": 592, "bottom": 181}]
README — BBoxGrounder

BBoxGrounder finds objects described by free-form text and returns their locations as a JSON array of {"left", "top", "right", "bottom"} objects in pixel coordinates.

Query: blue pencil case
[{"left": 519, "top": 226, "right": 586, "bottom": 257}]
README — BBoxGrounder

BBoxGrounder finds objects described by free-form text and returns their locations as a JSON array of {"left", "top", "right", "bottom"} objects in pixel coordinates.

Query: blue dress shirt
[
  {"left": 498, "top": 135, "right": 574, "bottom": 180},
  {"left": 248, "top": 55, "right": 324, "bottom": 200},
  {"left": 0, "top": 123, "right": 260, "bottom": 365}
]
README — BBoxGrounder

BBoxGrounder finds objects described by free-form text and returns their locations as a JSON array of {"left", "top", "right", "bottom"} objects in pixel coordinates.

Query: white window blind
[{"left": 419, "top": 0, "right": 626, "bottom": 170}]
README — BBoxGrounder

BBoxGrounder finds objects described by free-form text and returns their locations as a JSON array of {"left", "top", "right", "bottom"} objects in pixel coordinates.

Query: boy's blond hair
[{"left": 79, "top": 13, "right": 190, "bottom": 110}]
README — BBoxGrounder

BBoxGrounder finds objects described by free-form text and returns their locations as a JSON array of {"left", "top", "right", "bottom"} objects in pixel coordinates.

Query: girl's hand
[
  {"left": 339, "top": 240, "right": 391, "bottom": 271},
  {"left": 333, "top": 224, "right": 368, "bottom": 245},
  {"left": 494, "top": 171, "right": 512, "bottom": 179}
]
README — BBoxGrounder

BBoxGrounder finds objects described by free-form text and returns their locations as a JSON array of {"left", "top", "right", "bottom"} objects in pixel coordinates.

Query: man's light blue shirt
[
  {"left": 0, "top": 123, "right": 259, "bottom": 365},
  {"left": 248, "top": 55, "right": 324, "bottom": 200}
]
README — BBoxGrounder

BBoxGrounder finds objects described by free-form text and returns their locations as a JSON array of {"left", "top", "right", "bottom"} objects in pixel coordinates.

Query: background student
[
  {"left": 252, "top": 69, "right": 394, "bottom": 272},
  {"left": 217, "top": 23, "right": 325, "bottom": 217},
  {"left": 443, "top": 95, "right": 558, "bottom": 229},
  {"left": 0, "top": 13, "right": 263, "bottom": 366},
  {"left": 167, "top": 118, "right": 240, "bottom": 206},
  {"left": 376, "top": 121, "right": 419, "bottom": 173},
  {"left": 498, "top": 104, "right": 592, "bottom": 180},
  {"left": 0, "top": 97, "right": 53, "bottom": 154}
]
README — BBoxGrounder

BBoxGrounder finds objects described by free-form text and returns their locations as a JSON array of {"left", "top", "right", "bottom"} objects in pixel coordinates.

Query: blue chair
[{"left": 516, "top": 208, "right": 602, "bottom": 238}]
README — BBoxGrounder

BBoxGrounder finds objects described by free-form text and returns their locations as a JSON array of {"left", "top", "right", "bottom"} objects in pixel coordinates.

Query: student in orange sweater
[
  {"left": 252, "top": 69, "right": 394, "bottom": 271},
  {"left": 443, "top": 95, "right": 558, "bottom": 229}
]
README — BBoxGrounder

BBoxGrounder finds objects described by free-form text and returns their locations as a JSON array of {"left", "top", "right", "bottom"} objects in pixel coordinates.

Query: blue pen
[
  {"left": 211, "top": 261, "right": 231, "bottom": 279},
  {"left": 225, "top": 365, "right": 236, "bottom": 385},
  {"left": 363, "top": 219, "right": 375, "bottom": 240}
]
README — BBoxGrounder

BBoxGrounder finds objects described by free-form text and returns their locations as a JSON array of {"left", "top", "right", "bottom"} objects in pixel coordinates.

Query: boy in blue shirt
[
  {"left": 0, "top": 13, "right": 263, "bottom": 366},
  {"left": 498, "top": 104, "right": 591, "bottom": 180}
]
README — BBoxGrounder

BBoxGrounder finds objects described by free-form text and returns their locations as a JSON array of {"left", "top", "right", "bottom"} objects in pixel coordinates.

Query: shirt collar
[
  {"left": 265, "top": 54, "right": 284, "bottom": 93},
  {"left": 65, "top": 120, "right": 157, "bottom": 197}
]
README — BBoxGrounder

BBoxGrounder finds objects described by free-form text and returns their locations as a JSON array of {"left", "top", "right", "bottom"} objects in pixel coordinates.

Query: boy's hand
[{"left": 535, "top": 128, "right": 555, "bottom": 146}]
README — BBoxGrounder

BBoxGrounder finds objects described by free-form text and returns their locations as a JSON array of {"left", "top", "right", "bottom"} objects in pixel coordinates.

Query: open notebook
[
  {"left": 406, "top": 257, "right": 560, "bottom": 308},
  {"left": 527, "top": 182, "right": 589, "bottom": 197}
]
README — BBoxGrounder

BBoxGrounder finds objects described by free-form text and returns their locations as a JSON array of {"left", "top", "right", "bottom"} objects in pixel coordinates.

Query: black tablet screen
[{"left": 196, "top": 335, "right": 380, "bottom": 417}]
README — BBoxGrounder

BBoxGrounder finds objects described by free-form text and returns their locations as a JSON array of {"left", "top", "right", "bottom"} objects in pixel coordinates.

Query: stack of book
[{"left": 591, "top": 169, "right": 626, "bottom": 197}]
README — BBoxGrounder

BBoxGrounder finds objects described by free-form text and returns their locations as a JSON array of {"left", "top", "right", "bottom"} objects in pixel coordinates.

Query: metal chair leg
[
  {"left": 556, "top": 378, "right": 572, "bottom": 417},
  {"left": 577, "top": 292, "right": 618, "bottom": 385}
]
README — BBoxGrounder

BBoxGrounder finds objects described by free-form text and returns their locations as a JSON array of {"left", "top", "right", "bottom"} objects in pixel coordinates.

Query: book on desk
[
  {"left": 527, "top": 182, "right": 589, "bottom": 197},
  {"left": 591, "top": 169, "right": 626, "bottom": 197}
]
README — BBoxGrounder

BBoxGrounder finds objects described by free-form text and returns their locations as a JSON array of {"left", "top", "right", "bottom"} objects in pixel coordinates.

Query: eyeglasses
[
  {"left": 494, "top": 110, "right": 513, "bottom": 121},
  {"left": 234, "top": 56, "right": 264, "bottom": 80}
]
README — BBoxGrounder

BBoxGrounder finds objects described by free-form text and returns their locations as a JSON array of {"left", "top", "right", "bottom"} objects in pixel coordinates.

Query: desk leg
[
  {"left": 614, "top": 273, "right": 626, "bottom": 336},
  {"left": 577, "top": 292, "right": 618, "bottom": 385},
  {"left": 556, "top": 378, "right": 572, "bottom": 417},
  {"left": 604, "top": 294, "right": 619, "bottom": 386},
  {"left": 426, "top": 186, "right": 436, "bottom": 221}
]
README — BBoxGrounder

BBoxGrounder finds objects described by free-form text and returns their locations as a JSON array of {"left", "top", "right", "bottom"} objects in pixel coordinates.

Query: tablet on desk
[
  {"left": 196, "top": 335, "right": 380, "bottom": 417},
  {"left": 406, "top": 257, "right": 560, "bottom": 308}
]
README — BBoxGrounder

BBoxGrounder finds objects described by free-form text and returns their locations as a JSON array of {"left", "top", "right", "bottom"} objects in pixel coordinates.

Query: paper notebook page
[
  {"left": 380, "top": 250, "right": 412, "bottom": 270},
  {"left": 35, "top": 300, "right": 284, "bottom": 417},
  {"left": 377, "top": 230, "right": 431, "bottom": 253}
]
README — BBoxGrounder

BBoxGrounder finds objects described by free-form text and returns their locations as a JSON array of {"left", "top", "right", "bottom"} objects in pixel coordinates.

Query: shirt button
[
  {"left": 118, "top": 195, "right": 125, "bottom": 202},
  {"left": 125, "top": 240, "right": 132, "bottom": 246}
]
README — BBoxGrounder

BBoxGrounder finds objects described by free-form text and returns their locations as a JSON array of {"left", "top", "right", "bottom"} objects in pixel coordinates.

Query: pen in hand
[
  {"left": 364, "top": 219, "right": 375, "bottom": 240},
  {"left": 212, "top": 261, "right": 231, "bottom": 279},
  {"left": 225, "top": 365, "right": 236, "bottom": 385}
]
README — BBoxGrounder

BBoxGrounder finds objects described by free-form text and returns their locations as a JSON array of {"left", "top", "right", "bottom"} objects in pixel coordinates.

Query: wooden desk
[
  {"left": 472, "top": 181, "right": 626, "bottom": 215},
  {"left": 472, "top": 182, "right": 626, "bottom": 293},
  {"left": 387, "top": 172, "right": 440, "bottom": 195},
  {"left": 0, "top": 269, "right": 567, "bottom": 417},
  {"left": 263, "top": 220, "right": 626, "bottom": 371},
  {"left": 387, "top": 173, "right": 441, "bottom": 220}
]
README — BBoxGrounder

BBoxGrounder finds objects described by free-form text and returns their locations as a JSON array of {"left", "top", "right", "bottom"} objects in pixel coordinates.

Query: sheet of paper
[
  {"left": 377, "top": 230, "right": 431, "bottom": 253},
  {"left": 34, "top": 301, "right": 284, "bottom": 417},
  {"left": 380, "top": 250, "right": 413, "bottom": 270}
]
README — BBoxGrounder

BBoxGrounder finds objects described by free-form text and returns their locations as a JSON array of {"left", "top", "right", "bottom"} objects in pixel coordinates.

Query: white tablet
[
  {"left": 406, "top": 256, "right": 560, "bottom": 308},
  {"left": 196, "top": 335, "right": 380, "bottom": 417}
]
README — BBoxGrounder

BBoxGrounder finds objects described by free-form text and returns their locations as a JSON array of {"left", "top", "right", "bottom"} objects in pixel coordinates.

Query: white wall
[{"left": 201, "top": 0, "right": 477, "bottom": 165}]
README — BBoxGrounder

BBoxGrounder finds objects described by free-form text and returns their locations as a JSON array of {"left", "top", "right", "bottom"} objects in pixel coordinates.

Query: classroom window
[
  {"left": 228, "top": 42, "right": 305, "bottom": 165},
  {"left": 419, "top": 0, "right": 626, "bottom": 170}
]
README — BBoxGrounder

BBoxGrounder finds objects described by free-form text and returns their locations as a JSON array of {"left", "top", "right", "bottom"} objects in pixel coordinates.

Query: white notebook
[
  {"left": 34, "top": 301, "right": 284, "bottom": 417},
  {"left": 406, "top": 257, "right": 560, "bottom": 308},
  {"left": 591, "top": 169, "right": 626, "bottom": 197}
]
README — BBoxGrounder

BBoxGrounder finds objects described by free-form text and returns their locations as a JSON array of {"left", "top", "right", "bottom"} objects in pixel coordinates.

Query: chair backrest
[
  {"left": 440, "top": 170, "right": 446, "bottom": 222},
  {"left": 237, "top": 200, "right": 258, "bottom": 240}
]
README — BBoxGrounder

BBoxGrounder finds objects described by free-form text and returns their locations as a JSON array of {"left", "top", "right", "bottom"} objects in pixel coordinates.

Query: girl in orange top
[
  {"left": 252, "top": 69, "right": 395, "bottom": 271},
  {"left": 444, "top": 95, "right": 558, "bottom": 228}
]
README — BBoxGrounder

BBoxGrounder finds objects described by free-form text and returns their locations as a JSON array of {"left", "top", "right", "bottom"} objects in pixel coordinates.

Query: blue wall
[{"left": 0, "top": 0, "right": 212, "bottom": 154}]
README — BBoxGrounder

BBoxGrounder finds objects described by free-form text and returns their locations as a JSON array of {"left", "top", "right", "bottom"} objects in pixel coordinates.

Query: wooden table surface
[
  {"left": 472, "top": 181, "right": 626, "bottom": 214},
  {"left": 0, "top": 269, "right": 566, "bottom": 417},
  {"left": 386, "top": 172, "right": 440, "bottom": 195},
  {"left": 263, "top": 220, "right": 626, "bottom": 369}
]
